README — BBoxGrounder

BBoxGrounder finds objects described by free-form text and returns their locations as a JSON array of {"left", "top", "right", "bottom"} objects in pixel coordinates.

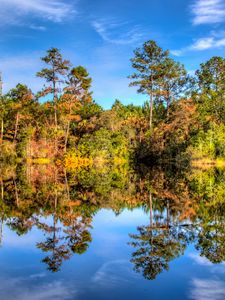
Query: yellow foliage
[
  {"left": 191, "top": 158, "right": 225, "bottom": 169},
  {"left": 64, "top": 153, "right": 93, "bottom": 170},
  {"left": 26, "top": 158, "right": 51, "bottom": 164}
]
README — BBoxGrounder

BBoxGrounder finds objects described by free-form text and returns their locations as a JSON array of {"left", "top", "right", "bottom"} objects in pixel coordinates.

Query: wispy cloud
[
  {"left": 191, "top": 0, "right": 225, "bottom": 25},
  {"left": 29, "top": 24, "right": 46, "bottom": 31},
  {"left": 0, "top": 0, "right": 76, "bottom": 24},
  {"left": 190, "top": 278, "right": 225, "bottom": 300},
  {"left": 91, "top": 19, "right": 145, "bottom": 45},
  {"left": 171, "top": 32, "right": 225, "bottom": 56},
  {"left": 189, "top": 253, "right": 213, "bottom": 266}
]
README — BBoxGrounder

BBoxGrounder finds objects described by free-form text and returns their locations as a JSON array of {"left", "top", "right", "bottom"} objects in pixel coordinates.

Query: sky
[{"left": 0, "top": 0, "right": 225, "bottom": 108}]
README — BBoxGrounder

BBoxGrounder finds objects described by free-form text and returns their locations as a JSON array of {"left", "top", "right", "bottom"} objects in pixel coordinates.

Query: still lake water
[{"left": 0, "top": 164, "right": 224, "bottom": 300}]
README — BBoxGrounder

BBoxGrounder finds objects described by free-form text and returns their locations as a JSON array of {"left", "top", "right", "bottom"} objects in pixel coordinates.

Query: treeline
[{"left": 0, "top": 41, "right": 225, "bottom": 165}]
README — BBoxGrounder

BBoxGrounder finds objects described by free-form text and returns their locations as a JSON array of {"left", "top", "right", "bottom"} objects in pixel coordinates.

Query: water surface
[{"left": 0, "top": 164, "right": 224, "bottom": 300}]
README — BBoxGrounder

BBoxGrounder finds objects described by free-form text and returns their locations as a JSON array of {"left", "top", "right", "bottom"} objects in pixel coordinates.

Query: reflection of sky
[{"left": 0, "top": 208, "right": 224, "bottom": 300}]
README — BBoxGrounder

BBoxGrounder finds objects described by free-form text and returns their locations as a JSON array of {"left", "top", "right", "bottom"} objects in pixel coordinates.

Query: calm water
[{"left": 0, "top": 164, "right": 224, "bottom": 300}]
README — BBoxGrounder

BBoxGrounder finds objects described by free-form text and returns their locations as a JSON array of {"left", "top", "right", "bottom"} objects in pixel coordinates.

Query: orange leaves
[
  {"left": 69, "top": 115, "right": 81, "bottom": 122},
  {"left": 44, "top": 102, "right": 53, "bottom": 109},
  {"left": 58, "top": 93, "right": 83, "bottom": 126},
  {"left": 149, "top": 99, "right": 198, "bottom": 156}
]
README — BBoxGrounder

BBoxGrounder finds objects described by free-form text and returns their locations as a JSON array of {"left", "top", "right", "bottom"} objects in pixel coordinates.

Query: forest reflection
[{"left": 0, "top": 162, "right": 224, "bottom": 278}]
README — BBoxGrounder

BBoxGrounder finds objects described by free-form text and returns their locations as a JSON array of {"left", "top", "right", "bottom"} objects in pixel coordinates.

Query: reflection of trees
[
  {"left": 195, "top": 204, "right": 225, "bottom": 264},
  {"left": 7, "top": 217, "right": 35, "bottom": 235},
  {"left": 35, "top": 190, "right": 93, "bottom": 272},
  {"left": 0, "top": 162, "right": 224, "bottom": 274},
  {"left": 188, "top": 168, "right": 225, "bottom": 264},
  {"left": 36, "top": 220, "right": 71, "bottom": 272},
  {"left": 62, "top": 211, "right": 92, "bottom": 255},
  {"left": 0, "top": 164, "right": 94, "bottom": 272},
  {"left": 129, "top": 193, "right": 195, "bottom": 280},
  {"left": 36, "top": 213, "right": 92, "bottom": 272}
]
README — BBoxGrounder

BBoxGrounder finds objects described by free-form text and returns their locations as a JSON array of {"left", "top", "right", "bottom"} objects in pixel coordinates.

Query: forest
[
  {"left": 0, "top": 40, "right": 225, "bottom": 168},
  {"left": 0, "top": 40, "right": 224, "bottom": 278}
]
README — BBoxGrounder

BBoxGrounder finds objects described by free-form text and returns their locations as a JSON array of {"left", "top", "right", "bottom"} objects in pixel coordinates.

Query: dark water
[{"left": 0, "top": 164, "right": 224, "bottom": 300}]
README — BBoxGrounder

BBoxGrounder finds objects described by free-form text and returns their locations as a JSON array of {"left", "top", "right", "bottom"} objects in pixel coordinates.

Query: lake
[{"left": 0, "top": 163, "right": 224, "bottom": 300}]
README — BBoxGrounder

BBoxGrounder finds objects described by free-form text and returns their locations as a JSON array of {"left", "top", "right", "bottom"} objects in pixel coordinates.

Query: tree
[
  {"left": 5, "top": 84, "right": 34, "bottom": 143},
  {"left": 37, "top": 48, "right": 70, "bottom": 127},
  {"left": 59, "top": 66, "right": 92, "bottom": 152},
  {"left": 157, "top": 58, "right": 188, "bottom": 115},
  {"left": 129, "top": 40, "right": 169, "bottom": 129},
  {"left": 195, "top": 56, "right": 225, "bottom": 124},
  {"left": 66, "top": 66, "right": 92, "bottom": 100}
]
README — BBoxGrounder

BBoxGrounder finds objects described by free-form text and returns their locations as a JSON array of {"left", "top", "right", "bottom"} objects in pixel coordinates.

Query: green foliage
[
  {"left": 194, "top": 56, "right": 225, "bottom": 124},
  {"left": 188, "top": 123, "right": 225, "bottom": 159},
  {"left": 78, "top": 128, "right": 129, "bottom": 162}
]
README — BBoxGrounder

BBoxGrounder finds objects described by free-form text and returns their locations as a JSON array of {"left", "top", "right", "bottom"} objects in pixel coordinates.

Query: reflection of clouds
[
  {"left": 189, "top": 253, "right": 225, "bottom": 273},
  {"left": 29, "top": 272, "right": 46, "bottom": 279},
  {"left": 92, "top": 259, "right": 137, "bottom": 287},
  {"left": 0, "top": 277, "right": 76, "bottom": 300},
  {"left": 190, "top": 278, "right": 225, "bottom": 300}
]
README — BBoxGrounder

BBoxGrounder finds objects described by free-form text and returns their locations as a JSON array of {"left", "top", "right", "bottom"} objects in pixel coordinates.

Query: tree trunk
[
  {"left": 149, "top": 192, "right": 153, "bottom": 227},
  {"left": 53, "top": 78, "right": 58, "bottom": 128},
  {"left": 64, "top": 169, "right": 70, "bottom": 201},
  {"left": 13, "top": 178, "right": 19, "bottom": 207},
  {"left": 64, "top": 120, "right": 70, "bottom": 153},
  {"left": 166, "top": 200, "right": 170, "bottom": 229},
  {"left": 53, "top": 79, "right": 58, "bottom": 155},
  {"left": 13, "top": 113, "right": 19, "bottom": 143},
  {"left": 54, "top": 101, "right": 57, "bottom": 128},
  {"left": 1, "top": 179, "right": 3, "bottom": 201},
  {"left": 149, "top": 76, "right": 154, "bottom": 130},
  {"left": 0, "top": 118, "right": 3, "bottom": 144},
  {"left": 166, "top": 90, "right": 172, "bottom": 117},
  {"left": 149, "top": 91, "right": 153, "bottom": 130}
]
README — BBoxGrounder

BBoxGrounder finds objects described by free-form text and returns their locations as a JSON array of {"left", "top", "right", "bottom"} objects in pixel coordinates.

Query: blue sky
[{"left": 0, "top": 0, "right": 225, "bottom": 108}]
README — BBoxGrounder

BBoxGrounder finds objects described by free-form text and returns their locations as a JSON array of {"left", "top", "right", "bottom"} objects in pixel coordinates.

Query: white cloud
[
  {"left": 91, "top": 19, "right": 145, "bottom": 45},
  {"left": 189, "top": 253, "right": 213, "bottom": 266},
  {"left": 190, "top": 278, "right": 225, "bottom": 300},
  {"left": 171, "top": 34, "right": 225, "bottom": 56},
  {"left": 0, "top": 0, "right": 76, "bottom": 24},
  {"left": 190, "top": 37, "right": 214, "bottom": 50},
  {"left": 170, "top": 50, "right": 183, "bottom": 56},
  {"left": 191, "top": 0, "right": 225, "bottom": 25},
  {"left": 29, "top": 24, "right": 47, "bottom": 31}
]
